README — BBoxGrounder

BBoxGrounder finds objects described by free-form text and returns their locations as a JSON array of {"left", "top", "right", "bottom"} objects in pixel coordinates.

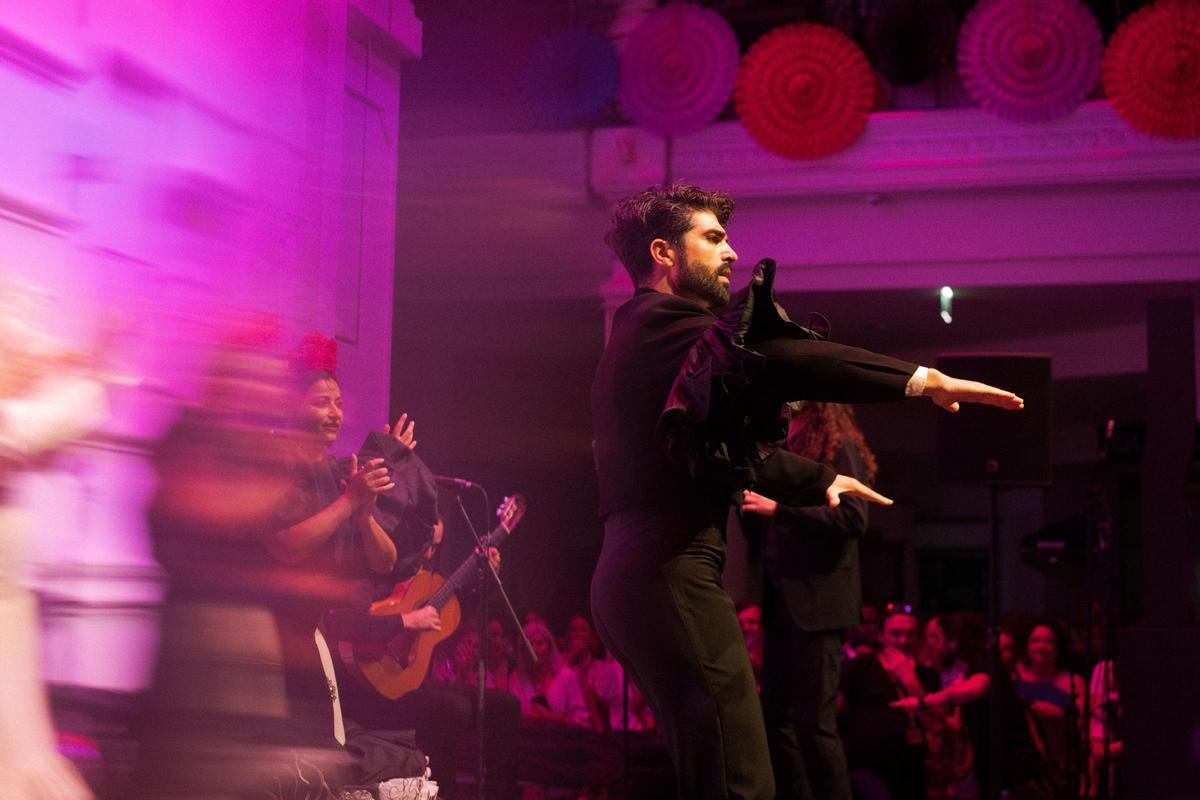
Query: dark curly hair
[
  {"left": 604, "top": 183, "right": 734, "bottom": 286},
  {"left": 786, "top": 402, "right": 879, "bottom": 485}
]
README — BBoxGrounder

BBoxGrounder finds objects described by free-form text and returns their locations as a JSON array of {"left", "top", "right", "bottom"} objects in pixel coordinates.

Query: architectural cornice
[
  {"left": 766, "top": 250, "right": 1200, "bottom": 294},
  {"left": 590, "top": 101, "right": 1200, "bottom": 200}
]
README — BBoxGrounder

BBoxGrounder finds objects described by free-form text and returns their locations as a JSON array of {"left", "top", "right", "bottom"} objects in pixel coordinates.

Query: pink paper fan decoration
[
  {"left": 734, "top": 23, "right": 875, "bottom": 159},
  {"left": 958, "top": 0, "right": 1103, "bottom": 122},
  {"left": 618, "top": 3, "right": 740, "bottom": 136},
  {"left": 1103, "top": 0, "right": 1200, "bottom": 138}
]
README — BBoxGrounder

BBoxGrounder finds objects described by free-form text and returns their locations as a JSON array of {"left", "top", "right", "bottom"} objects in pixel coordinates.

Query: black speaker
[{"left": 935, "top": 354, "right": 1052, "bottom": 486}]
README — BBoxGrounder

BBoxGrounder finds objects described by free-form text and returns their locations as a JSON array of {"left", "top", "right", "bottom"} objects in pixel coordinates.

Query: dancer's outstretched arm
[{"left": 752, "top": 338, "right": 1023, "bottom": 411}]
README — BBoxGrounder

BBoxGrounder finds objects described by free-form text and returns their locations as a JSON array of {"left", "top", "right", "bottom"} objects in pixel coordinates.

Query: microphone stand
[
  {"left": 448, "top": 489, "right": 535, "bottom": 800},
  {"left": 1083, "top": 420, "right": 1117, "bottom": 799}
]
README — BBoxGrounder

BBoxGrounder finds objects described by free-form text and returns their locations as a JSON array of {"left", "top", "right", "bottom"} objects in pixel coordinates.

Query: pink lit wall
[{"left": 0, "top": 1, "right": 420, "bottom": 690}]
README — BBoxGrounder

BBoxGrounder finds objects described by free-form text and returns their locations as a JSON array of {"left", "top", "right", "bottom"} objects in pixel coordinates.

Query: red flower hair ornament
[{"left": 293, "top": 331, "right": 338, "bottom": 378}]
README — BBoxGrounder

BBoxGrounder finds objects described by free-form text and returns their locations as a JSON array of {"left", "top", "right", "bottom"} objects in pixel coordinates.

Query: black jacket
[
  {"left": 592, "top": 260, "right": 916, "bottom": 521},
  {"left": 767, "top": 440, "right": 869, "bottom": 631}
]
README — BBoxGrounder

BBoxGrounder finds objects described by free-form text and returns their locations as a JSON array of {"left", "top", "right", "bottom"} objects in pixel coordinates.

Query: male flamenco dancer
[{"left": 590, "top": 184, "right": 1023, "bottom": 800}]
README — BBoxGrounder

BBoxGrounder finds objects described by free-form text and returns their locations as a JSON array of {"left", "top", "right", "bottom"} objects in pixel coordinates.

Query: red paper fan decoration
[
  {"left": 1104, "top": 0, "right": 1200, "bottom": 138},
  {"left": 618, "top": 3, "right": 740, "bottom": 136},
  {"left": 958, "top": 0, "right": 1103, "bottom": 122},
  {"left": 735, "top": 24, "right": 875, "bottom": 159}
]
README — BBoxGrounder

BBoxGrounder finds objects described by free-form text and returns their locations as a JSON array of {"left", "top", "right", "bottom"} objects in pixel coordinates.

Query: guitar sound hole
[{"left": 387, "top": 631, "right": 417, "bottom": 667}]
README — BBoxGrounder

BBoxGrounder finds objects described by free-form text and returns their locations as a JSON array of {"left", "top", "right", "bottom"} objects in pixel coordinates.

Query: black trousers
[
  {"left": 761, "top": 618, "right": 852, "bottom": 800},
  {"left": 339, "top": 678, "right": 520, "bottom": 800},
  {"left": 592, "top": 508, "right": 773, "bottom": 800}
]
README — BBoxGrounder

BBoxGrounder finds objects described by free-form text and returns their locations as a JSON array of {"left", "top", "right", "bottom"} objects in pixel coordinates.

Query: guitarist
[{"left": 266, "top": 333, "right": 519, "bottom": 800}]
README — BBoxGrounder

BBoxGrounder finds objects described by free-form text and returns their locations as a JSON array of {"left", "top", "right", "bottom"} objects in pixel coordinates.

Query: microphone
[{"left": 434, "top": 475, "right": 481, "bottom": 490}]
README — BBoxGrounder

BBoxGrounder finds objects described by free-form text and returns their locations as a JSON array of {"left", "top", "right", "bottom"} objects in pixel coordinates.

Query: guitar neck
[{"left": 426, "top": 523, "right": 509, "bottom": 609}]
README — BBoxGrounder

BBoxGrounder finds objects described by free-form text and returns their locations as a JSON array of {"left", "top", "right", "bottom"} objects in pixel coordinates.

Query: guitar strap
[{"left": 314, "top": 626, "right": 346, "bottom": 745}]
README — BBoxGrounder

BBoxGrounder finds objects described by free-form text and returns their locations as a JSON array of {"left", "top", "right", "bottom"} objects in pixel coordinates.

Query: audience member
[
  {"left": 998, "top": 630, "right": 1015, "bottom": 672},
  {"left": 433, "top": 624, "right": 482, "bottom": 687},
  {"left": 563, "top": 613, "right": 613, "bottom": 731},
  {"left": 840, "top": 605, "right": 941, "bottom": 799},
  {"left": 919, "top": 613, "right": 977, "bottom": 800},
  {"left": 999, "top": 611, "right": 1036, "bottom": 674},
  {"left": 485, "top": 617, "right": 516, "bottom": 691},
  {"left": 563, "top": 613, "right": 656, "bottom": 732},
  {"left": 846, "top": 603, "right": 881, "bottom": 660},
  {"left": 510, "top": 620, "right": 591, "bottom": 727},
  {"left": 511, "top": 620, "right": 629, "bottom": 798},
  {"left": 921, "top": 614, "right": 966, "bottom": 688},
  {"left": 736, "top": 600, "right": 764, "bottom": 694},
  {"left": 891, "top": 611, "right": 1048, "bottom": 800},
  {"left": 1013, "top": 620, "right": 1084, "bottom": 799}
]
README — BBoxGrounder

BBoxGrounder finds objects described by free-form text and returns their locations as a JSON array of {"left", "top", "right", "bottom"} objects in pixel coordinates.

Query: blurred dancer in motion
[
  {"left": 0, "top": 273, "right": 107, "bottom": 800},
  {"left": 134, "top": 321, "right": 326, "bottom": 799}
]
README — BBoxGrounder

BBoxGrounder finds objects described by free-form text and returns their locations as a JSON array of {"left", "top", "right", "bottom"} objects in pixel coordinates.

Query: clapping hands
[{"left": 342, "top": 453, "right": 394, "bottom": 510}]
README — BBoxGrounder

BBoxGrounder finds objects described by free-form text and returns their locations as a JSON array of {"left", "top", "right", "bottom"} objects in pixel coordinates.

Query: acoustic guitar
[{"left": 338, "top": 494, "right": 525, "bottom": 700}]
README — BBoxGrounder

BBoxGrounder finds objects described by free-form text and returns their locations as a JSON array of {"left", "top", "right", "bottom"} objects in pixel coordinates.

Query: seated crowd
[
  {"left": 427, "top": 611, "right": 664, "bottom": 799},
  {"left": 731, "top": 599, "right": 1122, "bottom": 800},
  {"left": 412, "top": 587, "right": 1124, "bottom": 800},
  {"left": 432, "top": 612, "right": 655, "bottom": 735}
]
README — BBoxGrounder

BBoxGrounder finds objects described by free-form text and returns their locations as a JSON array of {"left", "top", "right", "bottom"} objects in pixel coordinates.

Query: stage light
[{"left": 940, "top": 286, "right": 953, "bottom": 324}]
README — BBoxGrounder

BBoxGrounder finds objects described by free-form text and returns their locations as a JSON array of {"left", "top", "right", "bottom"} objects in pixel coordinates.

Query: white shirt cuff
[{"left": 905, "top": 366, "right": 928, "bottom": 398}]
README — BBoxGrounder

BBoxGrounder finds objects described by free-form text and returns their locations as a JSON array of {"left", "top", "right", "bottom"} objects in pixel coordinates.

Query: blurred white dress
[{"left": 0, "top": 283, "right": 106, "bottom": 800}]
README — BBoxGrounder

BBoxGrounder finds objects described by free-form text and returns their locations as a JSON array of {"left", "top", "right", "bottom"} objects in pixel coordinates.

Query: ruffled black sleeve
[{"left": 657, "top": 259, "right": 914, "bottom": 504}]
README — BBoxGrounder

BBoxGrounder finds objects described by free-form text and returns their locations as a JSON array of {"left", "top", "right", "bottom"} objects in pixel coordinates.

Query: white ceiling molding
[{"left": 590, "top": 101, "right": 1200, "bottom": 200}]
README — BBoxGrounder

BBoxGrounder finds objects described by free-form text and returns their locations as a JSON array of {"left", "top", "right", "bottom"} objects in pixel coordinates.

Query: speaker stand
[{"left": 986, "top": 485, "right": 1005, "bottom": 800}]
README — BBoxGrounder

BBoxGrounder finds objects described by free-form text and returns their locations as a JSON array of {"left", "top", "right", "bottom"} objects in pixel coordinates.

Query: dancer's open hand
[
  {"left": 924, "top": 368, "right": 1024, "bottom": 413},
  {"left": 827, "top": 474, "right": 892, "bottom": 508}
]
